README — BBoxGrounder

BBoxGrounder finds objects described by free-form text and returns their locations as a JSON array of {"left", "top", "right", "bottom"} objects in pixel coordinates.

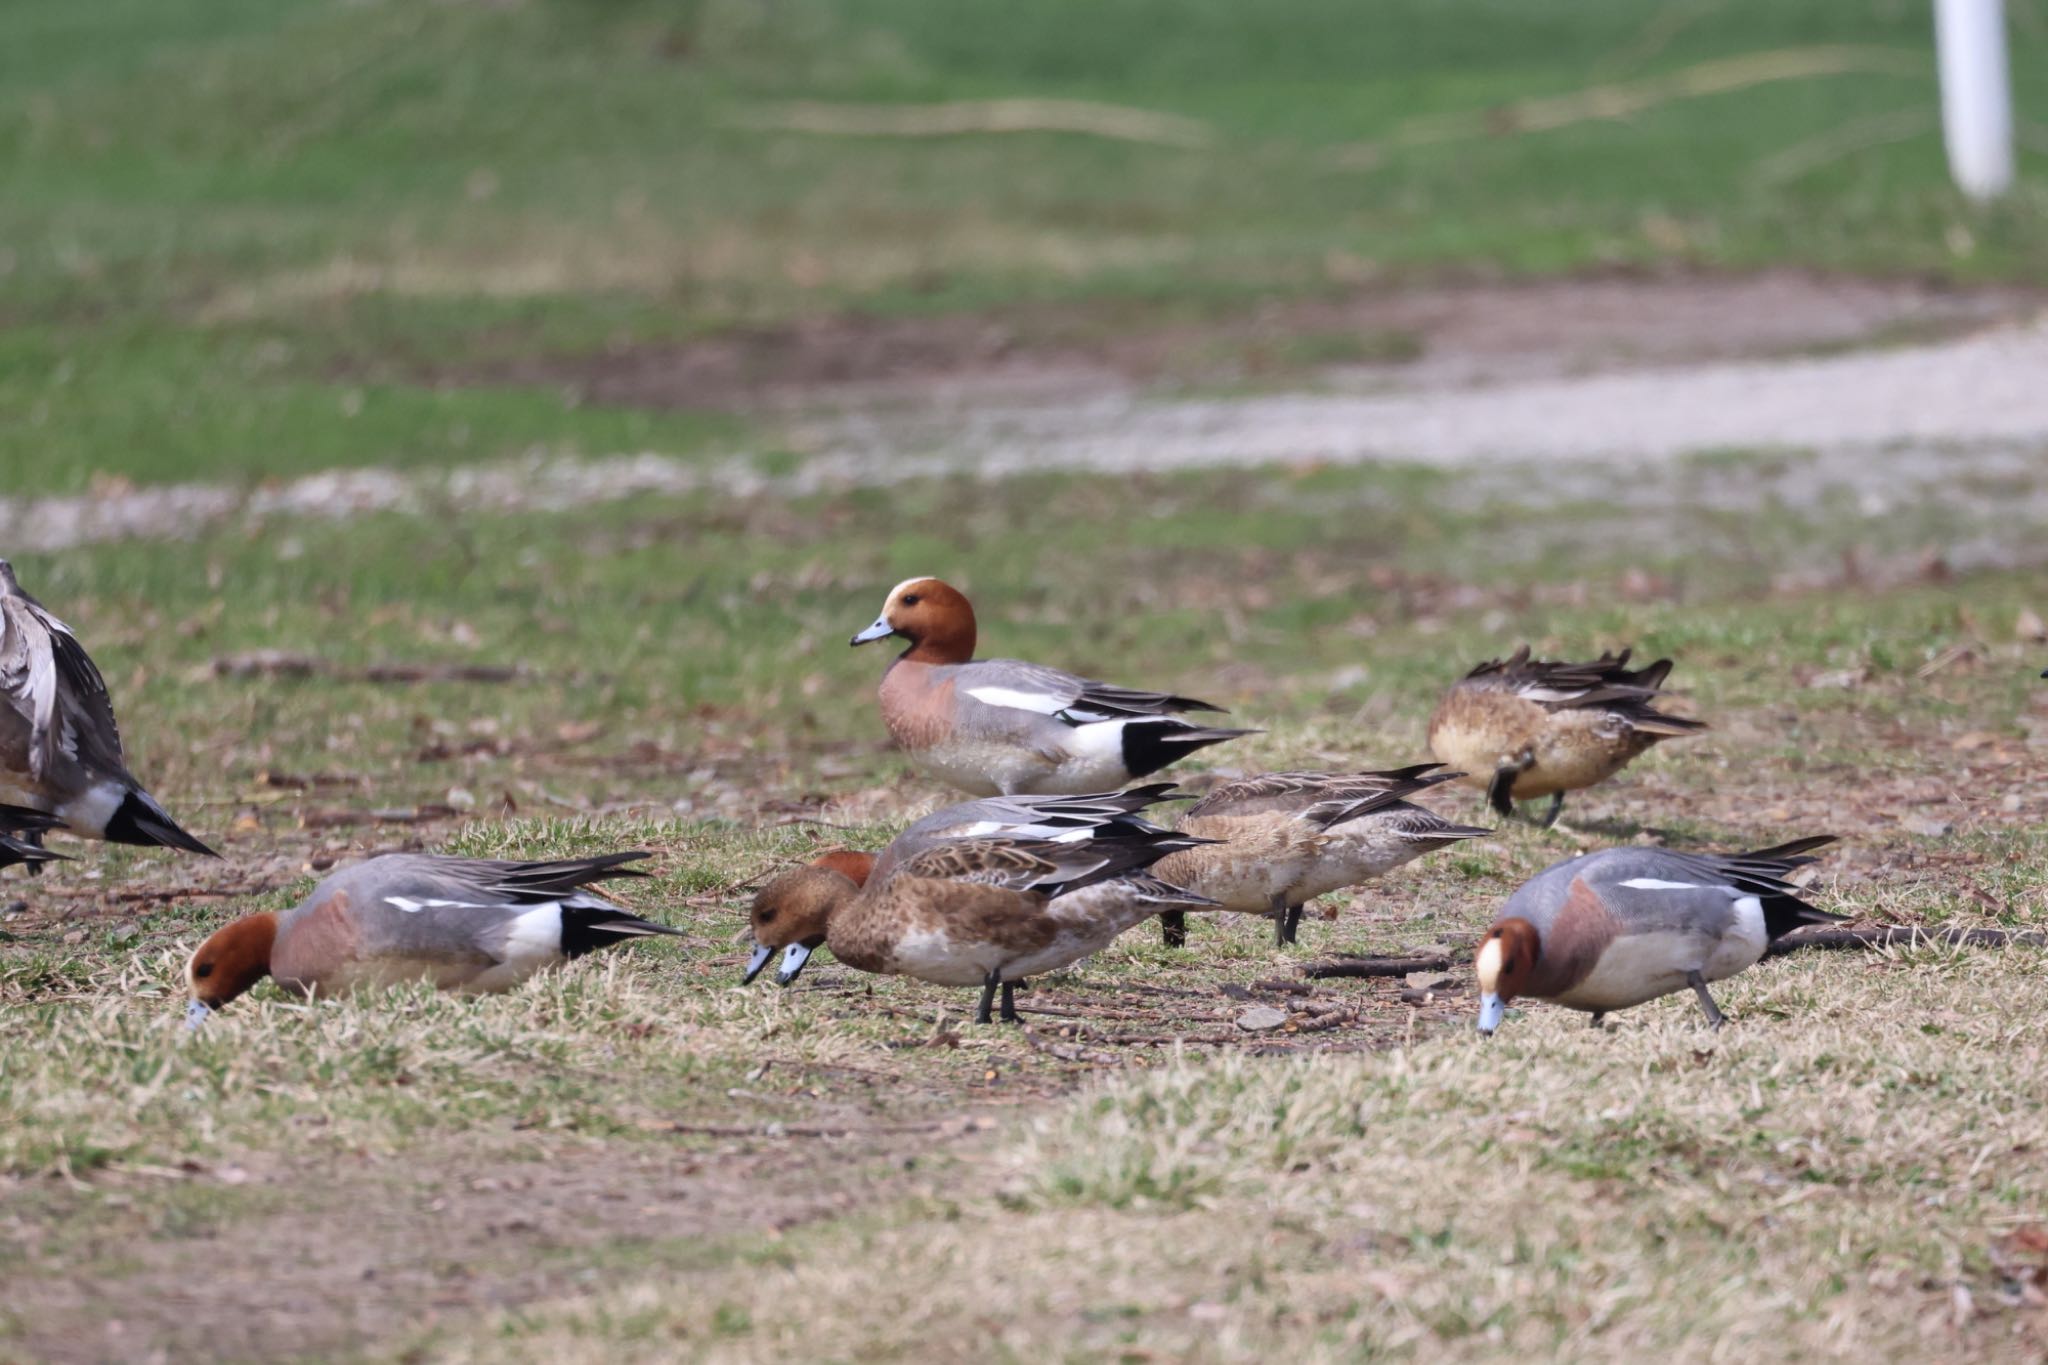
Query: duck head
[
  {"left": 744, "top": 864, "right": 860, "bottom": 986},
  {"left": 184, "top": 913, "right": 279, "bottom": 1027},
  {"left": 850, "top": 577, "right": 977, "bottom": 664},
  {"left": 1473, "top": 918, "right": 1539, "bottom": 1035}
]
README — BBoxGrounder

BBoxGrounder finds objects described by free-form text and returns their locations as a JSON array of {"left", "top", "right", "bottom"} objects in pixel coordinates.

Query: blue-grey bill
[
  {"left": 1476, "top": 992, "right": 1505, "bottom": 1035},
  {"left": 742, "top": 943, "right": 776, "bottom": 984},
  {"left": 849, "top": 617, "right": 894, "bottom": 646},
  {"left": 184, "top": 999, "right": 213, "bottom": 1031},
  {"left": 776, "top": 942, "right": 815, "bottom": 985}
]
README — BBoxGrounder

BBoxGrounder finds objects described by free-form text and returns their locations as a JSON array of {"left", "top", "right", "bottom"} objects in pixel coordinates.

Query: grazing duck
[
  {"left": 185, "top": 851, "right": 676, "bottom": 1024},
  {"left": 849, "top": 578, "right": 1254, "bottom": 796},
  {"left": 1153, "top": 764, "right": 1489, "bottom": 947},
  {"left": 1474, "top": 836, "right": 1840, "bottom": 1034},
  {"left": 0, "top": 560, "right": 216, "bottom": 858},
  {"left": 1427, "top": 645, "right": 1706, "bottom": 827},
  {"left": 744, "top": 828, "right": 1215, "bottom": 1024}
]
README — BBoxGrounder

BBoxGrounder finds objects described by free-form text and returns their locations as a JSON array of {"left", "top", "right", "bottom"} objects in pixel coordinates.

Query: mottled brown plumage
[
  {"left": 1427, "top": 646, "right": 1706, "bottom": 826},
  {"left": 1154, "top": 764, "right": 1487, "bottom": 946},
  {"left": 745, "top": 828, "right": 1216, "bottom": 1023}
]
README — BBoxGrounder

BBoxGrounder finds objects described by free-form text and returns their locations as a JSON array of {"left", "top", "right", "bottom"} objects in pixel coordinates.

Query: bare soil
[{"left": 470, "top": 271, "right": 2043, "bottom": 411}]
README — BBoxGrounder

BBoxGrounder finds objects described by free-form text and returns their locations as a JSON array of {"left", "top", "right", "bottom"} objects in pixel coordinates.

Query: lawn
[{"left": 7, "top": 0, "right": 2048, "bottom": 492}]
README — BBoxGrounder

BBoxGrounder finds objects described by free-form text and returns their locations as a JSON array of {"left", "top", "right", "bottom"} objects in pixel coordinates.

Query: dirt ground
[{"left": 467, "top": 270, "right": 2043, "bottom": 409}]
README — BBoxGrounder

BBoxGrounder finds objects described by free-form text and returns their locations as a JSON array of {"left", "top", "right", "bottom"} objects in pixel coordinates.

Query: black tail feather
[
  {"left": 559, "top": 904, "right": 683, "bottom": 958},
  {"left": 1119, "top": 722, "right": 1259, "bottom": 780},
  {"left": 103, "top": 789, "right": 218, "bottom": 857},
  {"left": 0, "top": 834, "right": 65, "bottom": 869},
  {"left": 0, "top": 803, "right": 63, "bottom": 835}
]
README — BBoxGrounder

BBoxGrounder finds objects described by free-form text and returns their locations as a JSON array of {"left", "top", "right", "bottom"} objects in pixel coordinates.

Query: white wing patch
[
  {"left": 1617, "top": 878, "right": 1703, "bottom": 891},
  {"left": 964, "top": 685, "right": 1068, "bottom": 715},
  {"left": 385, "top": 896, "right": 491, "bottom": 914}
]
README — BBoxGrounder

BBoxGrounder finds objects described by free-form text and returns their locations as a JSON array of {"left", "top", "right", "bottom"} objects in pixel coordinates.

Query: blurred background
[{"left": 5, "top": 0, "right": 2046, "bottom": 495}]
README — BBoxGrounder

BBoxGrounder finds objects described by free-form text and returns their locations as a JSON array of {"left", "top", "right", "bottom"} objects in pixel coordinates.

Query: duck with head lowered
[
  {"left": 1474, "top": 836, "right": 1840, "bottom": 1034},
  {"left": 850, "top": 578, "right": 1256, "bottom": 797},
  {"left": 745, "top": 821, "right": 1217, "bottom": 1024}
]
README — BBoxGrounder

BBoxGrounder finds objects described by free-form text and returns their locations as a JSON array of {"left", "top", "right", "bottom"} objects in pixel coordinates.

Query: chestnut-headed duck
[
  {"left": 1427, "top": 645, "right": 1706, "bottom": 828},
  {"left": 744, "top": 827, "right": 1216, "bottom": 1024},
  {"left": 1474, "top": 836, "right": 1840, "bottom": 1034},
  {"left": 0, "top": 560, "right": 215, "bottom": 858},
  {"left": 849, "top": 578, "right": 1255, "bottom": 796},
  {"left": 184, "top": 851, "right": 676, "bottom": 1024},
  {"left": 1153, "top": 763, "right": 1489, "bottom": 947}
]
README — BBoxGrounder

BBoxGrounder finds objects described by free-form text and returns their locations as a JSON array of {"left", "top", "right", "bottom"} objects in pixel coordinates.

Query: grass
[
  {"left": 7, "top": 0, "right": 2048, "bottom": 492},
  {"left": 463, "top": 944, "right": 2048, "bottom": 1360},
  {"left": 7, "top": 0, "right": 2048, "bottom": 1355},
  {"left": 4, "top": 444, "right": 2047, "bottom": 1359}
]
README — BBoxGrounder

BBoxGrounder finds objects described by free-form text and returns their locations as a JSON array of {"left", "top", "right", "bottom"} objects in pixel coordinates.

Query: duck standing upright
[
  {"left": 850, "top": 578, "right": 1254, "bottom": 797},
  {"left": 1153, "top": 764, "right": 1489, "bottom": 947},
  {"left": 1427, "top": 645, "right": 1705, "bottom": 827},
  {"left": 1474, "top": 836, "right": 1840, "bottom": 1034},
  {"left": 0, "top": 560, "right": 216, "bottom": 859},
  {"left": 745, "top": 825, "right": 1216, "bottom": 1024},
  {"left": 185, "top": 851, "right": 677, "bottom": 1022}
]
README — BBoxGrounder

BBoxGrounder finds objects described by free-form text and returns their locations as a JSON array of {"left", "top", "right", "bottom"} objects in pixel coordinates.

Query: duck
[
  {"left": 849, "top": 577, "right": 1255, "bottom": 797},
  {"left": 866, "top": 783, "right": 1183, "bottom": 885},
  {"left": 1427, "top": 645, "right": 1706, "bottom": 827},
  {"left": 744, "top": 826, "right": 1216, "bottom": 1024},
  {"left": 0, "top": 560, "right": 216, "bottom": 858},
  {"left": 1153, "top": 764, "right": 1490, "bottom": 947},
  {"left": 1474, "top": 836, "right": 1840, "bottom": 1034},
  {"left": 184, "top": 851, "right": 677, "bottom": 1024},
  {"left": 0, "top": 805, "right": 68, "bottom": 873}
]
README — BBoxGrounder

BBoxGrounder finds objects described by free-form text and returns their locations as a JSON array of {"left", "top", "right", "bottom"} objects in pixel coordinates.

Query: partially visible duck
[
  {"left": 185, "top": 851, "right": 676, "bottom": 1024},
  {"left": 1427, "top": 645, "right": 1706, "bottom": 827},
  {"left": 867, "top": 783, "right": 1182, "bottom": 885},
  {"left": 0, "top": 560, "right": 216, "bottom": 858},
  {"left": 1474, "top": 836, "right": 1839, "bottom": 1034},
  {"left": 850, "top": 578, "right": 1254, "bottom": 796},
  {"left": 1154, "top": 764, "right": 1489, "bottom": 947},
  {"left": 0, "top": 804, "right": 68, "bottom": 873},
  {"left": 744, "top": 827, "right": 1216, "bottom": 1024}
]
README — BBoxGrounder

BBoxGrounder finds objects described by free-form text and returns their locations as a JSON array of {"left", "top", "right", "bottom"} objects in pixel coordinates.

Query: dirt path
[{"left": 7, "top": 275, "right": 2045, "bottom": 554}]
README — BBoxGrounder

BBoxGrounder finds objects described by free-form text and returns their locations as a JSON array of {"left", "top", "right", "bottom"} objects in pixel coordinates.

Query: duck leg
[
  {"left": 1587, "top": 1011, "right": 1605, "bottom": 1030},
  {"left": 1485, "top": 769, "right": 1519, "bottom": 820},
  {"left": 1685, "top": 970, "right": 1727, "bottom": 1029},
  {"left": 1538, "top": 792, "right": 1565, "bottom": 830},
  {"left": 1278, "top": 904, "right": 1305, "bottom": 947},
  {"left": 1159, "top": 910, "right": 1187, "bottom": 949},
  {"left": 998, "top": 979, "right": 1021, "bottom": 1024},
  {"left": 975, "top": 970, "right": 1000, "bottom": 1025}
]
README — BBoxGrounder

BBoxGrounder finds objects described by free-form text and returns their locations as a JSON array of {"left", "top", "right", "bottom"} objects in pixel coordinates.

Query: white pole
[{"left": 1934, "top": 0, "right": 2015, "bottom": 201}]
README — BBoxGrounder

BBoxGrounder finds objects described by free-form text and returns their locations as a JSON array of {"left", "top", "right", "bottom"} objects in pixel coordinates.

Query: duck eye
[
  {"left": 193, "top": 962, "right": 214, "bottom": 979},
  {"left": 901, "top": 593, "right": 921, "bottom": 606},
  {"left": 759, "top": 908, "right": 778, "bottom": 923}
]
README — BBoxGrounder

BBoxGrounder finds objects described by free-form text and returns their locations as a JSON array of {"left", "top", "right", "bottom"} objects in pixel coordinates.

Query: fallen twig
[
  {"left": 1301, "top": 953, "right": 1454, "bottom": 980},
  {"left": 1767, "top": 925, "right": 2048, "bottom": 955}
]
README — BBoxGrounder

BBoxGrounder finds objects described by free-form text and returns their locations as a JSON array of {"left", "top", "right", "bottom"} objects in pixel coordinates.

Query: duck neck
[{"left": 899, "top": 611, "right": 975, "bottom": 665}]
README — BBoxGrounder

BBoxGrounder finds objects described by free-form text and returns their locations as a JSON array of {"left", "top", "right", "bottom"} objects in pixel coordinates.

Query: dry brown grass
[{"left": 448, "top": 942, "right": 2048, "bottom": 1361}]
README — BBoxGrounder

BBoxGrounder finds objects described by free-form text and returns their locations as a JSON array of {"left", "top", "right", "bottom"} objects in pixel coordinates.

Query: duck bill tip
[
  {"left": 741, "top": 943, "right": 776, "bottom": 985},
  {"left": 775, "top": 942, "right": 815, "bottom": 986},
  {"left": 1476, "top": 993, "right": 1506, "bottom": 1036},
  {"left": 849, "top": 618, "right": 894, "bottom": 647}
]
